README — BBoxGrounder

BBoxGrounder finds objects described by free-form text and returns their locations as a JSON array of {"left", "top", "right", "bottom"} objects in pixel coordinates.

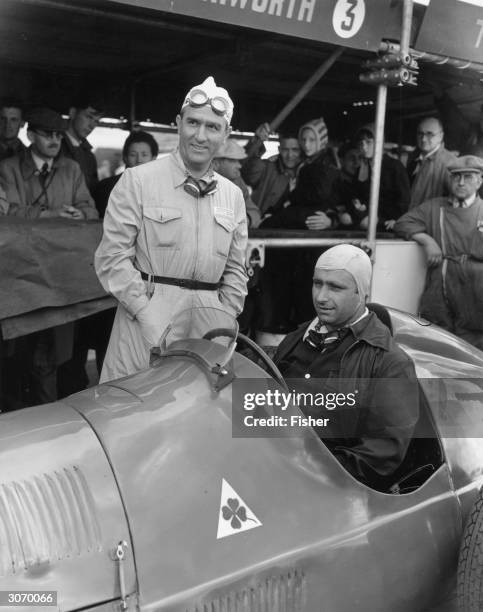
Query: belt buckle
[{"left": 178, "top": 278, "right": 189, "bottom": 289}]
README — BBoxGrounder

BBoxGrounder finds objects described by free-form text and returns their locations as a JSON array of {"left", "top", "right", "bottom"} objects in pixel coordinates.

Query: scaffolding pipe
[
  {"left": 251, "top": 237, "right": 368, "bottom": 248},
  {"left": 380, "top": 41, "right": 483, "bottom": 75},
  {"left": 366, "top": 84, "right": 387, "bottom": 257},
  {"left": 400, "top": 0, "right": 414, "bottom": 57},
  {"left": 269, "top": 47, "right": 344, "bottom": 131}
]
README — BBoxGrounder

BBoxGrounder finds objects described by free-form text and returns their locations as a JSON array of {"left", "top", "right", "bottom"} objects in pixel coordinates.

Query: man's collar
[
  {"left": 171, "top": 149, "right": 215, "bottom": 188},
  {"left": 417, "top": 144, "right": 441, "bottom": 161},
  {"left": 30, "top": 149, "right": 54, "bottom": 172},
  {"left": 451, "top": 193, "right": 477, "bottom": 208},
  {"left": 303, "top": 308, "right": 369, "bottom": 341}
]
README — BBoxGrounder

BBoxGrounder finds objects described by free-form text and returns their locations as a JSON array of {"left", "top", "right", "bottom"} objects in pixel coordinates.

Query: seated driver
[{"left": 274, "top": 245, "right": 419, "bottom": 489}]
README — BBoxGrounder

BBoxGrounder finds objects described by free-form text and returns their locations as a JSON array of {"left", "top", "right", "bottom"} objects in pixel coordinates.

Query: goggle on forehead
[{"left": 184, "top": 88, "right": 230, "bottom": 118}]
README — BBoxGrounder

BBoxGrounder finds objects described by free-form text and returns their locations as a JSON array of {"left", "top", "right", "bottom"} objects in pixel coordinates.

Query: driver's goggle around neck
[{"left": 184, "top": 89, "right": 230, "bottom": 118}]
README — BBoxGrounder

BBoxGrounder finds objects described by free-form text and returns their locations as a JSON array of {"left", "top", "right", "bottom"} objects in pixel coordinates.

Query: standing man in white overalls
[{"left": 95, "top": 77, "right": 248, "bottom": 382}]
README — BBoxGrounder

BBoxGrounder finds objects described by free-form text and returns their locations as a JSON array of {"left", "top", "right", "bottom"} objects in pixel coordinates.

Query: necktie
[
  {"left": 412, "top": 156, "right": 423, "bottom": 176},
  {"left": 183, "top": 176, "right": 217, "bottom": 198},
  {"left": 39, "top": 162, "right": 49, "bottom": 187}
]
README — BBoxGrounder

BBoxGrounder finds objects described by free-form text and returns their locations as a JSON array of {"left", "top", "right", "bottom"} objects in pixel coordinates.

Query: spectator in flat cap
[
  {"left": 213, "top": 139, "right": 261, "bottom": 228},
  {"left": 0, "top": 107, "right": 97, "bottom": 219},
  {"left": 61, "top": 97, "right": 104, "bottom": 194},
  {"left": 394, "top": 155, "right": 483, "bottom": 349},
  {"left": 0, "top": 97, "right": 26, "bottom": 162},
  {"left": 95, "top": 76, "right": 248, "bottom": 382}
]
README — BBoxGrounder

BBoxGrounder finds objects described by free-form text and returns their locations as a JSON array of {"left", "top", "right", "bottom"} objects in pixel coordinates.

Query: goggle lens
[
  {"left": 189, "top": 89, "right": 209, "bottom": 106},
  {"left": 186, "top": 89, "right": 229, "bottom": 117}
]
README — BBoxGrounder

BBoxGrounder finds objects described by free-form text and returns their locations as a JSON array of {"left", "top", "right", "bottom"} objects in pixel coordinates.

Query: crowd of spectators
[{"left": 0, "top": 87, "right": 482, "bottom": 409}]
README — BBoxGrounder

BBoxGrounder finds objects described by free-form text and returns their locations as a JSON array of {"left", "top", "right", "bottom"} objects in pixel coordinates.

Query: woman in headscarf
[{"left": 261, "top": 117, "right": 339, "bottom": 230}]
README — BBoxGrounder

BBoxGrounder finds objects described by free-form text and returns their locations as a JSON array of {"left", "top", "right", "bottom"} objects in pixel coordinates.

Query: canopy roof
[{"left": 0, "top": 0, "right": 481, "bottom": 137}]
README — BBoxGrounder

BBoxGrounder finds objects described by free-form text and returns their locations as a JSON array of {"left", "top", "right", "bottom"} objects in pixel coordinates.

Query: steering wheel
[
  {"left": 202, "top": 329, "right": 288, "bottom": 390},
  {"left": 236, "top": 332, "right": 288, "bottom": 391}
]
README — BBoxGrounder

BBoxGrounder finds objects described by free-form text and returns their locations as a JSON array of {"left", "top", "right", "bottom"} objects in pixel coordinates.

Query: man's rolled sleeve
[
  {"left": 394, "top": 201, "right": 431, "bottom": 240},
  {"left": 95, "top": 169, "right": 149, "bottom": 317}
]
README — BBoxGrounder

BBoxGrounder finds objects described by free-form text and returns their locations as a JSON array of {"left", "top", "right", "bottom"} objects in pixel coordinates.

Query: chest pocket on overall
[
  {"left": 143, "top": 206, "right": 182, "bottom": 248},
  {"left": 213, "top": 212, "right": 236, "bottom": 258}
]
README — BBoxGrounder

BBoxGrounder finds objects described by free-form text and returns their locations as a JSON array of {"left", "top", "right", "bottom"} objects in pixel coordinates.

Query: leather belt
[{"left": 140, "top": 271, "right": 220, "bottom": 290}]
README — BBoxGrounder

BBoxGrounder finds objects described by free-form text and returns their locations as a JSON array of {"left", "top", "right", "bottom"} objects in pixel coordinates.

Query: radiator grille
[
  {"left": 187, "top": 569, "right": 306, "bottom": 612},
  {"left": 0, "top": 466, "right": 101, "bottom": 576}
]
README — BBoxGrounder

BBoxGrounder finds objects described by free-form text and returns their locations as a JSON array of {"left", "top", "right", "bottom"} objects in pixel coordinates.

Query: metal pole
[
  {"left": 367, "top": 0, "right": 414, "bottom": 292},
  {"left": 269, "top": 47, "right": 344, "bottom": 131},
  {"left": 380, "top": 41, "right": 483, "bottom": 75},
  {"left": 400, "top": 0, "right": 414, "bottom": 56},
  {"left": 366, "top": 84, "right": 387, "bottom": 258},
  {"left": 252, "top": 237, "right": 367, "bottom": 248}
]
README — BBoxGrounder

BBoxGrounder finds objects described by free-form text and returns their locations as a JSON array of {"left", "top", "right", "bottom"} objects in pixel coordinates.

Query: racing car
[{"left": 0, "top": 305, "right": 483, "bottom": 612}]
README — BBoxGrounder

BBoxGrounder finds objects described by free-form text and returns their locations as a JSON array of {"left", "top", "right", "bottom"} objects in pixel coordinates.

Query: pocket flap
[
  {"left": 214, "top": 213, "right": 236, "bottom": 232},
  {"left": 144, "top": 206, "right": 182, "bottom": 223}
]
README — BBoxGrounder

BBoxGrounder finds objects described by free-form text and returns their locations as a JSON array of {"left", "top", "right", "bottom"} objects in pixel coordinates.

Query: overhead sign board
[
  {"left": 109, "top": 0, "right": 391, "bottom": 51},
  {"left": 415, "top": 0, "right": 483, "bottom": 63}
]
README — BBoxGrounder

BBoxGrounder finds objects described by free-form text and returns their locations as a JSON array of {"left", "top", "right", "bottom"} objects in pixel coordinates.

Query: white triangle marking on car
[{"left": 216, "top": 479, "right": 262, "bottom": 539}]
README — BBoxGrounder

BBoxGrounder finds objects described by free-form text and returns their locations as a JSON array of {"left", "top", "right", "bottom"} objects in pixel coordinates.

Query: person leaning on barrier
[
  {"left": 262, "top": 117, "right": 339, "bottom": 230},
  {"left": 95, "top": 76, "right": 248, "bottom": 382},
  {"left": 0, "top": 107, "right": 97, "bottom": 219},
  {"left": 331, "top": 142, "right": 367, "bottom": 230},
  {"left": 274, "top": 245, "right": 419, "bottom": 489},
  {"left": 355, "top": 124, "right": 410, "bottom": 231},
  {"left": 241, "top": 122, "right": 301, "bottom": 216},
  {"left": 406, "top": 116, "right": 457, "bottom": 209},
  {"left": 394, "top": 155, "right": 483, "bottom": 350}
]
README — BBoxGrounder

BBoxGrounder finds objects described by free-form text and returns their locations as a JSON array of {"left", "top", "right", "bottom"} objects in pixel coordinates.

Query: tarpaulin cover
[{"left": 0, "top": 218, "right": 107, "bottom": 320}]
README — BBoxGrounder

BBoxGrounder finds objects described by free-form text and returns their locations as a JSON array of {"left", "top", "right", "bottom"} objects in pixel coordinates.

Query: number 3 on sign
[{"left": 333, "top": 0, "right": 366, "bottom": 39}]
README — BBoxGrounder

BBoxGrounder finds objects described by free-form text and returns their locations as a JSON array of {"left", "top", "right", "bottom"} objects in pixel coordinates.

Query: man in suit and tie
[
  {"left": 273, "top": 245, "right": 419, "bottom": 490},
  {"left": 0, "top": 107, "right": 96, "bottom": 219},
  {"left": 407, "top": 116, "right": 457, "bottom": 209}
]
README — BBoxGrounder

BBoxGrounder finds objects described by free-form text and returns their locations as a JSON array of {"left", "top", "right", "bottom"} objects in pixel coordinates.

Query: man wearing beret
[
  {"left": 274, "top": 245, "right": 419, "bottom": 490},
  {"left": 95, "top": 77, "right": 248, "bottom": 382},
  {"left": 0, "top": 107, "right": 97, "bottom": 219},
  {"left": 394, "top": 155, "right": 483, "bottom": 349}
]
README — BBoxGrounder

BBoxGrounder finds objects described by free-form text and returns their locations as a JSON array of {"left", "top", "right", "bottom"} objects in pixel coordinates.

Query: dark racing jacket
[{"left": 274, "top": 311, "right": 419, "bottom": 489}]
